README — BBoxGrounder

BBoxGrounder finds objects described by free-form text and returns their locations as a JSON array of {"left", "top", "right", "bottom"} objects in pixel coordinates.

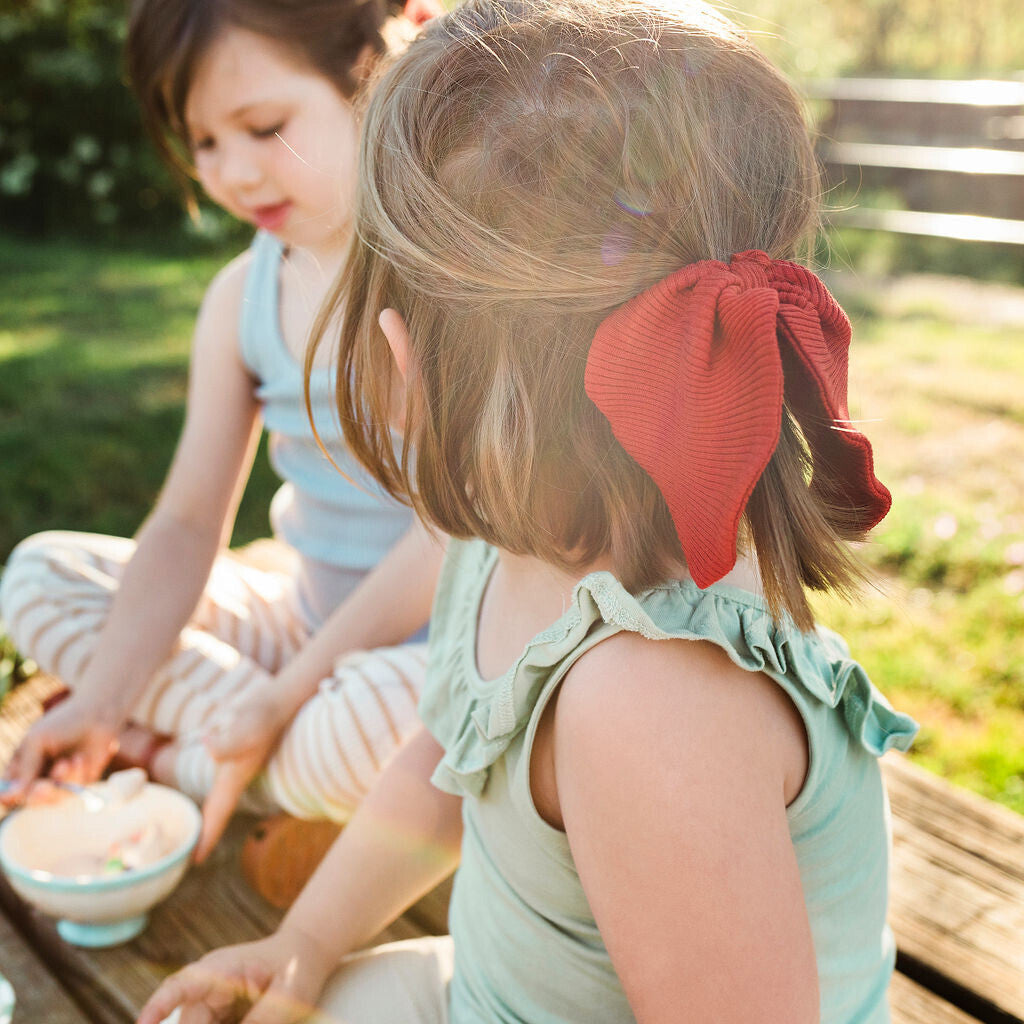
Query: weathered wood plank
[
  {"left": 0, "top": 675, "right": 439, "bottom": 1022},
  {"left": 0, "top": 907, "right": 92, "bottom": 1024},
  {"left": 0, "top": 817, "right": 434, "bottom": 1024},
  {"left": 891, "top": 971, "right": 983, "bottom": 1024},
  {"left": 884, "top": 754, "right": 1024, "bottom": 1022}
]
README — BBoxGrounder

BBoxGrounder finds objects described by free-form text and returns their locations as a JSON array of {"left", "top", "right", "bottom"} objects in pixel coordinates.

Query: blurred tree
[
  {"left": 1, "top": 0, "right": 1021, "bottom": 236},
  {"left": 0, "top": 0, "right": 182, "bottom": 234},
  {"left": 738, "top": 0, "right": 1024, "bottom": 79}
]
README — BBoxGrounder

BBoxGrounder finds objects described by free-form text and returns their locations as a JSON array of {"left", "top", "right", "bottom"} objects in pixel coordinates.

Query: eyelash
[
  {"left": 191, "top": 122, "right": 285, "bottom": 153},
  {"left": 252, "top": 122, "right": 285, "bottom": 140}
]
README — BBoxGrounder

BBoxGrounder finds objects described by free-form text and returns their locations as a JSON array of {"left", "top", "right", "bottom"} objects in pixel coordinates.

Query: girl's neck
[
  {"left": 475, "top": 545, "right": 765, "bottom": 681},
  {"left": 282, "top": 232, "right": 347, "bottom": 283},
  {"left": 475, "top": 549, "right": 618, "bottom": 681},
  {"left": 276, "top": 234, "right": 348, "bottom": 366}
]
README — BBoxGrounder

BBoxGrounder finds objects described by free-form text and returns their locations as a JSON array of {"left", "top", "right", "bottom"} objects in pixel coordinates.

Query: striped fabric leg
[
  {"left": 2, "top": 530, "right": 427, "bottom": 820},
  {"left": 174, "top": 643, "right": 428, "bottom": 820},
  {"left": 0, "top": 529, "right": 306, "bottom": 756},
  {"left": 1, "top": 531, "right": 136, "bottom": 687}
]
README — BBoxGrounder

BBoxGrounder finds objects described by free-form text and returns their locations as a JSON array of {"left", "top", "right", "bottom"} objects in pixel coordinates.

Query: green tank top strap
[{"left": 421, "top": 539, "right": 917, "bottom": 803}]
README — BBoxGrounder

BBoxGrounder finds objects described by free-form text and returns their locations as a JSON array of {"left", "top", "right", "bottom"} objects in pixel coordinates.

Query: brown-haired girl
[
  {"left": 0, "top": 0, "right": 444, "bottom": 880},
  {"left": 139, "top": 0, "right": 918, "bottom": 1019}
]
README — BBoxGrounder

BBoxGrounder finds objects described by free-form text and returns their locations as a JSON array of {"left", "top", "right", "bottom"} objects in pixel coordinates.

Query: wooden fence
[{"left": 808, "top": 78, "right": 1024, "bottom": 246}]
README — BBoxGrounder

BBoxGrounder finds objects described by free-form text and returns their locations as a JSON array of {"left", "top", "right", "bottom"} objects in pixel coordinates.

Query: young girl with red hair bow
[{"left": 139, "top": 0, "right": 917, "bottom": 1020}]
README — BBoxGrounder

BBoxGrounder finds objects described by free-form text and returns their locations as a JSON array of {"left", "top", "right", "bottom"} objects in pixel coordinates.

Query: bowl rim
[{"left": 0, "top": 784, "right": 201, "bottom": 893}]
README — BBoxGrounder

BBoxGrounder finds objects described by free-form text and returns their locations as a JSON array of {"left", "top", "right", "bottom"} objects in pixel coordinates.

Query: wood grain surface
[
  {"left": 883, "top": 754, "right": 1024, "bottom": 1021},
  {"left": 1, "top": 676, "right": 1021, "bottom": 1022}
]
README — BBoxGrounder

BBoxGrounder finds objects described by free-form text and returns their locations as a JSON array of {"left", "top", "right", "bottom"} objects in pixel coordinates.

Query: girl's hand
[
  {"left": 193, "top": 692, "right": 288, "bottom": 863},
  {"left": 136, "top": 927, "right": 335, "bottom": 1024},
  {"left": 1, "top": 695, "right": 119, "bottom": 805}
]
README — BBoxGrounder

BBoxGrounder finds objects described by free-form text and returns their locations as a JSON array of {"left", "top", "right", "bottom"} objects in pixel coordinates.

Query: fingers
[
  {"left": 2, "top": 701, "right": 116, "bottom": 800},
  {"left": 203, "top": 715, "right": 256, "bottom": 761},
  {"left": 51, "top": 751, "right": 93, "bottom": 785},
  {"left": 137, "top": 945, "right": 282, "bottom": 1024},
  {"left": 238, "top": 984, "right": 320, "bottom": 1024},
  {"left": 137, "top": 961, "right": 250, "bottom": 1024},
  {"left": 178, "top": 1006, "right": 216, "bottom": 1024},
  {"left": 1, "top": 736, "right": 47, "bottom": 802},
  {"left": 82, "top": 727, "right": 119, "bottom": 779},
  {"left": 136, "top": 966, "right": 216, "bottom": 1024},
  {"left": 194, "top": 758, "right": 258, "bottom": 864}
]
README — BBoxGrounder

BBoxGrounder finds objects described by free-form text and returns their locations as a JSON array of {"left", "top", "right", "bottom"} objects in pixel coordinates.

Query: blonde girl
[
  {"left": 0, "top": 0, "right": 442, "bottom": 875},
  {"left": 139, "top": 0, "right": 918, "bottom": 1020}
]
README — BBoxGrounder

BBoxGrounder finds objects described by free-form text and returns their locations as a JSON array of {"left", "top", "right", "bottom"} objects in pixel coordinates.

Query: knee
[
  {"left": 5, "top": 530, "right": 75, "bottom": 571},
  {"left": 2, "top": 532, "right": 56, "bottom": 611},
  {"left": 1, "top": 531, "right": 89, "bottom": 620}
]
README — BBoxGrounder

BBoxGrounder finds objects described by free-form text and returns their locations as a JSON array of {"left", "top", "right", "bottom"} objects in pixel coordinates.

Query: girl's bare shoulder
[
  {"left": 200, "top": 247, "right": 253, "bottom": 316},
  {"left": 556, "top": 626, "right": 807, "bottom": 802},
  {"left": 188, "top": 248, "right": 256, "bottom": 363}
]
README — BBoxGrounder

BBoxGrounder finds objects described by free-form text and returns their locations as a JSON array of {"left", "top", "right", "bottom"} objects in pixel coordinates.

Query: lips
[{"left": 249, "top": 201, "right": 292, "bottom": 231}]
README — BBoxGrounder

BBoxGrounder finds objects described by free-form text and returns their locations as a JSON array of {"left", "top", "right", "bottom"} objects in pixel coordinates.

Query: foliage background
[
  {"left": 0, "top": 0, "right": 244, "bottom": 241},
  {"left": 3, "top": 0, "right": 1023, "bottom": 236}
]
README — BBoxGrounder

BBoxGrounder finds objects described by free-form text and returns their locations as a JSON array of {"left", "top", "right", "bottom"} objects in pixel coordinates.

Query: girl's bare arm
[
  {"left": 280, "top": 722, "right": 461, "bottom": 951},
  {"left": 549, "top": 633, "right": 819, "bottom": 1024},
  {"left": 5, "top": 253, "right": 260, "bottom": 789},
  {"left": 136, "top": 724, "right": 462, "bottom": 1024}
]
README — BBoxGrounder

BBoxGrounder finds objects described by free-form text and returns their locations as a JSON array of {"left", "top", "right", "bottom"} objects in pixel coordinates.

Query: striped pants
[{"left": 0, "top": 531, "right": 426, "bottom": 821}]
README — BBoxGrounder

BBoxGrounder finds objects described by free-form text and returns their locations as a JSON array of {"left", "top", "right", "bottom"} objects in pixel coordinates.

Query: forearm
[
  {"left": 72, "top": 513, "right": 222, "bottom": 722},
  {"left": 280, "top": 724, "right": 461, "bottom": 958},
  {"left": 269, "top": 519, "right": 445, "bottom": 721}
]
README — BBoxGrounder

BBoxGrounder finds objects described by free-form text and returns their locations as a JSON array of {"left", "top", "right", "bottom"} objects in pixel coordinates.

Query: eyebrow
[{"left": 186, "top": 98, "right": 288, "bottom": 137}]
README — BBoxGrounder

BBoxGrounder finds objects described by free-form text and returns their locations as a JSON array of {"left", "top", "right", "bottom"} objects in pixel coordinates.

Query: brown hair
[
  {"left": 125, "top": 0, "right": 404, "bottom": 196},
  {"left": 316, "top": 0, "right": 871, "bottom": 630}
]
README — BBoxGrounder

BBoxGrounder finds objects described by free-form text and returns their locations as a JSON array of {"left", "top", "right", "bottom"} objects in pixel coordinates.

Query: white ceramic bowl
[{"left": 0, "top": 782, "right": 200, "bottom": 948}]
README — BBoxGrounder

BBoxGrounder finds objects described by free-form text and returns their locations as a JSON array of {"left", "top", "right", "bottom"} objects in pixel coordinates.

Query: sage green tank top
[{"left": 420, "top": 539, "right": 918, "bottom": 1024}]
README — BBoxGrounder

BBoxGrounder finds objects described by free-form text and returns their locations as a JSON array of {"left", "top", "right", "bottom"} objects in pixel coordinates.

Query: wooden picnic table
[{"left": 0, "top": 673, "right": 1021, "bottom": 1024}]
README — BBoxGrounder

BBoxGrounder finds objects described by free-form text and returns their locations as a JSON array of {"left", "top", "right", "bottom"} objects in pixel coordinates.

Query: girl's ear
[
  {"left": 379, "top": 308, "right": 412, "bottom": 380},
  {"left": 402, "top": 0, "right": 445, "bottom": 26}
]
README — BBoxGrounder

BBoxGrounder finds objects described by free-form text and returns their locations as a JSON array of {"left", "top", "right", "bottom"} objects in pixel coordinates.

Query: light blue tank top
[
  {"left": 239, "top": 232, "right": 413, "bottom": 625},
  {"left": 420, "top": 539, "right": 920, "bottom": 1024}
]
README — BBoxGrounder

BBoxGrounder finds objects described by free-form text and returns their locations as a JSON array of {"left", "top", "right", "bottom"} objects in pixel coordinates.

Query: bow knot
[{"left": 584, "top": 251, "right": 890, "bottom": 588}]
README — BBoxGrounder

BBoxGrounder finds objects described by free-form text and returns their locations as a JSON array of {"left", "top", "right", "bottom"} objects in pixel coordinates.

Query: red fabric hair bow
[{"left": 584, "top": 250, "right": 891, "bottom": 588}]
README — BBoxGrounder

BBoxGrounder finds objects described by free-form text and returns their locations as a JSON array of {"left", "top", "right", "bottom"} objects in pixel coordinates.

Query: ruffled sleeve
[{"left": 419, "top": 542, "right": 918, "bottom": 799}]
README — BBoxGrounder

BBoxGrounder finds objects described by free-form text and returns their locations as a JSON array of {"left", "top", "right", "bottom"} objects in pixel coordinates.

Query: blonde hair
[{"left": 313, "top": 0, "right": 869, "bottom": 629}]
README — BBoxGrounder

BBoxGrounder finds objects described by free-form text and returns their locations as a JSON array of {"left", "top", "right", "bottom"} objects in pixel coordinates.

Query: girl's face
[{"left": 185, "top": 27, "right": 359, "bottom": 253}]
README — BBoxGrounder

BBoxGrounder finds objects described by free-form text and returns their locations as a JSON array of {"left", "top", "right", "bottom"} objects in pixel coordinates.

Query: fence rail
[{"left": 812, "top": 77, "right": 1024, "bottom": 245}]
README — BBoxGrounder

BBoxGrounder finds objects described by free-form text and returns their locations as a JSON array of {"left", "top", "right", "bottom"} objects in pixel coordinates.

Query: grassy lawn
[
  {"left": 1, "top": 234, "right": 1022, "bottom": 814},
  {"left": 813, "top": 270, "right": 1024, "bottom": 813},
  {"left": 0, "top": 234, "right": 278, "bottom": 554}
]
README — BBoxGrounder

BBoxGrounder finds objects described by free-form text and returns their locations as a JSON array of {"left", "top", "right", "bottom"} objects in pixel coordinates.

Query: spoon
[
  {"left": 0, "top": 777, "right": 106, "bottom": 811},
  {"left": 0, "top": 769, "right": 145, "bottom": 812}
]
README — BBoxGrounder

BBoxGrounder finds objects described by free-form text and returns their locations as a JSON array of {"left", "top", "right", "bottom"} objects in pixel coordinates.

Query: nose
[{"left": 217, "top": 140, "right": 263, "bottom": 192}]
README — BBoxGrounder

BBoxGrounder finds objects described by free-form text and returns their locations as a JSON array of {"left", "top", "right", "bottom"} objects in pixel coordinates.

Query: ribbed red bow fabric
[{"left": 584, "top": 250, "right": 891, "bottom": 588}]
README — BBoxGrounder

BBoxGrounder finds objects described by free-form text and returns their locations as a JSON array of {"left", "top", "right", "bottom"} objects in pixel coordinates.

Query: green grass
[
  {"left": 1, "top": 234, "right": 1022, "bottom": 814},
  {"left": 0, "top": 234, "right": 279, "bottom": 554},
  {"left": 812, "top": 280, "right": 1024, "bottom": 813}
]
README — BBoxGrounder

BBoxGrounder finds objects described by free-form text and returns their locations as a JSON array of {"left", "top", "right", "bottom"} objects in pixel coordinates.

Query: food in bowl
[
  {"left": 51, "top": 820, "right": 176, "bottom": 878},
  {"left": 0, "top": 775, "right": 201, "bottom": 947}
]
